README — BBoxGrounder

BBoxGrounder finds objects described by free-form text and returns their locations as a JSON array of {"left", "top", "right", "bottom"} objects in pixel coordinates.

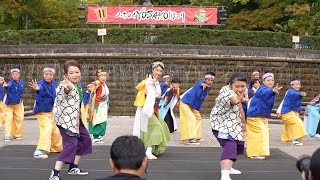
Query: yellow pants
[
  {"left": 281, "top": 111, "right": 307, "bottom": 142},
  {"left": 0, "top": 101, "right": 5, "bottom": 129},
  {"left": 246, "top": 117, "right": 270, "bottom": 157},
  {"left": 179, "top": 102, "right": 202, "bottom": 141},
  {"left": 4, "top": 102, "right": 24, "bottom": 138},
  {"left": 36, "top": 112, "right": 62, "bottom": 153}
]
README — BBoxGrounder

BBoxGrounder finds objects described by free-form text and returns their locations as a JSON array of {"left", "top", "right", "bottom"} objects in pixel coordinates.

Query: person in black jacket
[{"left": 96, "top": 135, "right": 147, "bottom": 180}]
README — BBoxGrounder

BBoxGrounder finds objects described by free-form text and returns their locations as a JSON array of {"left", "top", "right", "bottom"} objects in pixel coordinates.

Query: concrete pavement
[{"left": 1, "top": 116, "right": 319, "bottom": 158}]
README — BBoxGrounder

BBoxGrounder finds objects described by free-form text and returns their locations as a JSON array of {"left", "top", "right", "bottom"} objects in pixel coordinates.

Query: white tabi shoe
[{"left": 229, "top": 168, "right": 241, "bottom": 175}]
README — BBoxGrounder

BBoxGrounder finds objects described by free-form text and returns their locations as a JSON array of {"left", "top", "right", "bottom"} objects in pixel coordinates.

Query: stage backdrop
[{"left": 87, "top": 6, "right": 218, "bottom": 25}]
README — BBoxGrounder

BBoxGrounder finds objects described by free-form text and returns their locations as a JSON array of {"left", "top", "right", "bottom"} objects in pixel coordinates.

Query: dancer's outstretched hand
[
  {"left": 273, "top": 83, "right": 282, "bottom": 94},
  {"left": 29, "top": 79, "right": 39, "bottom": 90}
]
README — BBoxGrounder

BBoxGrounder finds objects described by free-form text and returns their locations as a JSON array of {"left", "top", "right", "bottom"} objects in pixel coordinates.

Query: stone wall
[{"left": 0, "top": 44, "right": 319, "bottom": 117}]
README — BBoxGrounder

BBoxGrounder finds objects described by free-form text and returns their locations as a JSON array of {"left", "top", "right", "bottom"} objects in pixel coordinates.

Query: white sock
[
  {"left": 230, "top": 167, "right": 241, "bottom": 175},
  {"left": 145, "top": 147, "right": 157, "bottom": 159},
  {"left": 221, "top": 170, "right": 231, "bottom": 180},
  {"left": 146, "top": 147, "right": 152, "bottom": 154}
]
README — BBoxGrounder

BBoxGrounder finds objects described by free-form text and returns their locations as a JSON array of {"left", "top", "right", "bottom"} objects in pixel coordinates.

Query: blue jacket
[
  {"left": 5, "top": 79, "right": 24, "bottom": 105},
  {"left": 0, "top": 85, "right": 4, "bottom": 101},
  {"left": 247, "top": 84, "right": 276, "bottom": 118},
  {"left": 181, "top": 80, "right": 210, "bottom": 111},
  {"left": 83, "top": 91, "right": 90, "bottom": 106},
  {"left": 33, "top": 79, "right": 56, "bottom": 114},
  {"left": 160, "top": 81, "right": 169, "bottom": 96},
  {"left": 280, "top": 88, "right": 302, "bottom": 114}
]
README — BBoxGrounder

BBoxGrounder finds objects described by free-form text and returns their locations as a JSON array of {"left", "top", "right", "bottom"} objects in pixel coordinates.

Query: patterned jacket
[{"left": 53, "top": 82, "right": 81, "bottom": 134}]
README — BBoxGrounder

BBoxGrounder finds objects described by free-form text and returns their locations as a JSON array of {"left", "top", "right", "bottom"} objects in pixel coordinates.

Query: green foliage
[
  {"left": 309, "top": 12, "right": 320, "bottom": 36},
  {"left": 0, "top": 0, "right": 318, "bottom": 38},
  {"left": 1, "top": 28, "right": 319, "bottom": 50}
]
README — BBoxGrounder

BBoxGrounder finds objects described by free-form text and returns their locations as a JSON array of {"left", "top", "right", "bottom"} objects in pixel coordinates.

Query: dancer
[
  {"left": 0, "top": 77, "right": 6, "bottom": 131},
  {"left": 49, "top": 60, "right": 92, "bottom": 180},
  {"left": 29, "top": 66, "right": 62, "bottom": 159},
  {"left": 211, "top": 72, "right": 247, "bottom": 180},
  {"left": 160, "top": 74, "right": 170, "bottom": 96},
  {"left": 180, "top": 72, "right": 215, "bottom": 145},
  {"left": 248, "top": 70, "right": 260, "bottom": 93},
  {"left": 81, "top": 84, "right": 93, "bottom": 129},
  {"left": 248, "top": 78, "right": 260, "bottom": 99},
  {"left": 246, "top": 72, "right": 282, "bottom": 159},
  {"left": 276, "top": 78, "right": 307, "bottom": 145},
  {"left": 133, "top": 61, "right": 170, "bottom": 160},
  {"left": 3, "top": 68, "right": 25, "bottom": 142},
  {"left": 304, "top": 93, "right": 320, "bottom": 137},
  {"left": 88, "top": 69, "right": 109, "bottom": 144},
  {"left": 159, "top": 77, "right": 180, "bottom": 133}
]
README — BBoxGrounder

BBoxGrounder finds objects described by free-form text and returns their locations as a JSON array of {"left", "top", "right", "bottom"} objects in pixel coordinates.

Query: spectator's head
[
  {"left": 310, "top": 148, "right": 320, "bottom": 180},
  {"left": 204, "top": 72, "right": 215, "bottom": 86},
  {"left": 109, "top": 135, "right": 147, "bottom": 177},
  {"left": 297, "top": 148, "right": 320, "bottom": 180}
]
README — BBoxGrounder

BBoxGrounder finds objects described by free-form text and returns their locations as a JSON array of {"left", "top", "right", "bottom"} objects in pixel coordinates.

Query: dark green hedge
[{"left": 0, "top": 28, "right": 319, "bottom": 50}]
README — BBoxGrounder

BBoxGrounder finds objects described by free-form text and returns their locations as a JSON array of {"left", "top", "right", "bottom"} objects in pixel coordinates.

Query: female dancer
[{"left": 133, "top": 61, "right": 170, "bottom": 160}]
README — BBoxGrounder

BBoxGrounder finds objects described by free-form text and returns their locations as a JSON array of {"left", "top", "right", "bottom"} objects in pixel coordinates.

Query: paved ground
[
  {"left": 1, "top": 116, "right": 319, "bottom": 157},
  {"left": 0, "top": 116, "right": 319, "bottom": 180}
]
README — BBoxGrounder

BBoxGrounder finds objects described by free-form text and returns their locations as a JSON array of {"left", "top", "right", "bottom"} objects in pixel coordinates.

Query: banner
[{"left": 87, "top": 6, "right": 218, "bottom": 25}]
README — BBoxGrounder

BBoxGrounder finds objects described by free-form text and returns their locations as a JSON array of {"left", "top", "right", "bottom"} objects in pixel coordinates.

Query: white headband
[
  {"left": 252, "top": 71, "right": 259, "bottom": 76},
  {"left": 11, "top": 68, "right": 20, "bottom": 73},
  {"left": 290, "top": 80, "right": 300, "bottom": 85},
  {"left": 205, "top": 74, "right": 215, "bottom": 80},
  {"left": 43, "top": 67, "right": 56, "bottom": 74},
  {"left": 262, "top": 73, "right": 274, "bottom": 80},
  {"left": 152, "top": 61, "right": 164, "bottom": 70},
  {"left": 163, "top": 75, "right": 170, "bottom": 79}
]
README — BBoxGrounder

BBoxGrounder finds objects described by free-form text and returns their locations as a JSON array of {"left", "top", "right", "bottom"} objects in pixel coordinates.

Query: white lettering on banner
[{"left": 115, "top": 7, "right": 186, "bottom": 22}]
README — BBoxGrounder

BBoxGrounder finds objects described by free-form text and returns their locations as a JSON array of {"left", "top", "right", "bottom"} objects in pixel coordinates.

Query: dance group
[{"left": 0, "top": 60, "right": 318, "bottom": 180}]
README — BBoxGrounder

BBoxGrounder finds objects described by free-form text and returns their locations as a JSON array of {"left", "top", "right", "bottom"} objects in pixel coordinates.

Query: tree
[{"left": 0, "top": 0, "right": 25, "bottom": 30}]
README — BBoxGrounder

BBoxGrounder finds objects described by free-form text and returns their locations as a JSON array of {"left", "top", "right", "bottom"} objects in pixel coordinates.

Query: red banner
[{"left": 87, "top": 6, "right": 218, "bottom": 25}]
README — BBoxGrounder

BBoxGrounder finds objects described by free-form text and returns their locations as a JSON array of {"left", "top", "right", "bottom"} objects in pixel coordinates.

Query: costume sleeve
[
  {"left": 257, "top": 87, "right": 274, "bottom": 100},
  {"left": 142, "top": 79, "right": 156, "bottom": 117}
]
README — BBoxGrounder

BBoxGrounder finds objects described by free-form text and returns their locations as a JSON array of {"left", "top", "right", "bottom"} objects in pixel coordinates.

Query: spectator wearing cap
[
  {"left": 3, "top": 68, "right": 25, "bottom": 142},
  {"left": 29, "top": 66, "right": 62, "bottom": 159}
]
